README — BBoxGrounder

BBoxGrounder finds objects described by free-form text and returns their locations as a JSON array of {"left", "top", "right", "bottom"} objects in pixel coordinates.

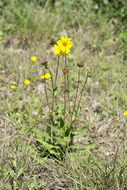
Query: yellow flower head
[
  {"left": 31, "top": 56, "right": 37, "bottom": 62},
  {"left": 41, "top": 73, "right": 51, "bottom": 79},
  {"left": 54, "top": 44, "right": 62, "bottom": 56},
  {"left": 125, "top": 111, "right": 127, "bottom": 116},
  {"left": 41, "top": 75, "right": 45, "bottom": 79},
  {"left": 57, "top": 36, "right": 73, "bottom": 55},
  {"left": 11, "top": 85, "right": 16, "bottom": 89},
  {"left": 24, "top": 80, "right": 30, "bottom": 85},
  {"left": 45, "top": 73, "right": 51, "bottom": 78}
]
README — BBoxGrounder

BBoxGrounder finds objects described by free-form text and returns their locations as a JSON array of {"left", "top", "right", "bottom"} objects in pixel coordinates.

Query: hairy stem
[
  {"left": 44, "top": 67, "right": 50, "bottom": 112},
  {"left": 76, "top": 72, "right": 89, "bottom": 119},
  {"left": 55, "top": 57, "right": 59, "bottom": 88},
  {"left": 47, "top": 66, "right": 55, "bottom": 111},
  {"left": 65, "top": 55, "right": 71, "bottom": 113},
  {"left": 64, "top": 73, "right": 66, "bottom": 121},
  {"left": 71, "top": 68, "right": 80, "bottom": 120}
]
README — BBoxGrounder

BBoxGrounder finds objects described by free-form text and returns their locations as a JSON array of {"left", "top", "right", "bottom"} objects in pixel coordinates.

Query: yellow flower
[
  {"left": 11, "top": 85, "right": 16, "bottom": 89},
  {"left": 45, "top": 73, "right": 51, "bottom": 78},
  {"left": 31, "top": 56, "right": 37, "bottom": 62},
  {"left": 54, "top": 44, "right": 62, "bottom": 56},
  {"left": 41, "top": 73, "right": 51, "bottom": 79},
  {"left": 57, "top": 36, "right": 73, "bottom": 55},
  {"left": 125, "top": 111, "right": 127, "bottom": 116},
  {"left": 41, "top": 75, "right": 45, "bottom": 79},
  {"left": 24, "top": 80, "right": 30, "bottom": 85}
]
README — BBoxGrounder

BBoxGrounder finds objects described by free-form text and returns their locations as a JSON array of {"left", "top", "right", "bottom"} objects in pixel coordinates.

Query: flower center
[{"left": 62, "top": 41, "right": 67, "bottom": 46}]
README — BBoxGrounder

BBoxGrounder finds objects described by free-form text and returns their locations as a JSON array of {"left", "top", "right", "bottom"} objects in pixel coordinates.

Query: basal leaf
[
  {"left": 17, "top": 168, "right": 24, "bottom": 178},
  {"left": 37, "top": 139, "right": 59, "bottom": 151},
  {"left": 76, "top": 126, "right": 89, "bottom": 133},
  {"left": 33, "top": 129, "right": 51, "bottom": 140},
  {"left": 52, "top": 127, "right": 63, "bottom": 135},
  {"left": 55, "top": 137, "right": 67, "bottom": 146},
  {"left": 48, "top": 149, "right": 60, "bottom": 156}
]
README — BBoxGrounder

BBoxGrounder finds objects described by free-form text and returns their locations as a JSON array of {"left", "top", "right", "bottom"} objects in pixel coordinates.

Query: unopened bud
[
  {"left": 50, "top": 38, "right": 57, "bottom": 45},
  {"left": 41, "top": 61, "right": 48, "bottom": 66},
  {"left": 63, "top": 68, "right": 69, "bottom": 74},
  {"left": 77, "top": 63, "right": 84, "bottom": 68}
]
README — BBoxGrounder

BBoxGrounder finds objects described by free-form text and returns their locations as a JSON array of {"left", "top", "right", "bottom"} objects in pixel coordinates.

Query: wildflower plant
[{"left": 33, "top": 36, "right": 90, "bottom": 159}]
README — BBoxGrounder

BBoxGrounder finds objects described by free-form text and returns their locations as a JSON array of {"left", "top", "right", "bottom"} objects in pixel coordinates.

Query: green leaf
[
  {"left": 59, "top": 117, "right": 64, "bottom": 128},
  {"left": 13, "top": 181, "right": 17, "bottom": 190},
  {"left": 45, "top": 121, "right": 52, "bottom": 128},
  {"left": 33, "top": 129, "right": 51, "bottom": 140},
  {"left": 8, "top": 167, "right": 14, "bottom": 176},
  {"left": 71, "top": 126, "right": 89, "bottom": 138},
  {"left": 82, "top": 144, "right": 97, "bottom": 151},
  {"left": 17, "top": 168, "right": 24, "bottom": 178},
  {"left": 12, "top": 160, "right": 17, "bottom": 168},
  {"left": 55, "top": 137, "right": 67, "bottom": 146},
  {"left": 52, "top": 127, "right": 63, "bottom": 135},
  {"left": 76, "top": 126, "right": 89, "bottom": 133},
  {"left": 103, "top": 0, "right": 109, "bottom": 5},
  {"left": 65, "top": 126, "right": 71, "bottom": 137},
  {"left": 37, "top": 139, "right": 59, "bottom": 150},
  {"left": 48, "top": 149, "right": 60, "bottom": 156},
  {"left": 119, "top": 32, "right": 127, "bottom": 40},
  {"left": 87, "top": 71, "right": 92, "bottom": 78},
  {"left": 101, "top": 63, "right": 112, "bottom": 71},
  {"left": 37, "top": 139, "right": 60, "bottom": 156}
]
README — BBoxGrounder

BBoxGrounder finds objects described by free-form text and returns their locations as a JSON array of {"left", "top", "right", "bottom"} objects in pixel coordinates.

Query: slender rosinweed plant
[{"left": 33, "top": 37, "right": 90, "bottom": 159}]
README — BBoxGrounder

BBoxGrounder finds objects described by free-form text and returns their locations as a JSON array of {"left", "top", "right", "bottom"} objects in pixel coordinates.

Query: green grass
[{"left": 0, "top": 0, "right": 127, "bottom": 189}]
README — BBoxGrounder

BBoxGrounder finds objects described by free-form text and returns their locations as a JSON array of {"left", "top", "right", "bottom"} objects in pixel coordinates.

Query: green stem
[
  {"left": 55, "top": 57, "right": 59, "bottom": 88},
  {"left": 64, "top": 73, "right": 66, "bottom": 121},
  {"left": 69, "top": 72, "right": 88, "bottom": 147},
  {"left": 54, "top": 57, "right": 60, "bottom": 107},
  {"left": 65, "top": 55, "right": 71, "bottom": 113},
  {"left": 44, "top": 67, "right": 50, "bottom": 112},
  {"left": 71, "top": 68, "right": 80, "bottom": 120},
  {"left": 47, "top": 66, "right": 55, "bottom": 111},
  {"left": 76, "top": 72, "right": 89, "bottom": 119}
]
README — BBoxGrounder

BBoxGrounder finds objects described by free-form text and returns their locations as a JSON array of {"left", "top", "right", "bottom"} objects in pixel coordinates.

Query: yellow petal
[
  {"left": 125, "top": 111, "right": 127, "bottom": 116},
  {"left": 41, "top": 75, "right": 45, "bottom": 79},
  {"left": 11, "top": 85, "right": 16, "bottom": 89},
  {"left": 45, "top": 73, "right": 51, "bottom": 78},
  {"left": 31, "top": 56, "right": 37, "bottom": 62},
  {"left": 24, "top": 80, "right": 30, "bottom": 84}
]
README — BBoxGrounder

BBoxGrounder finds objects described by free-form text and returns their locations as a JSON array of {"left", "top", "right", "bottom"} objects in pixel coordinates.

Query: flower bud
[
  {"left": 63, "top": 68, "right": 69, "bottom": 74},
  {"left": 77, "top": 63, "right": 84, "bottom": 68},
  {"left": 41, "top": 61, "right": 48, "bottom": 66}
]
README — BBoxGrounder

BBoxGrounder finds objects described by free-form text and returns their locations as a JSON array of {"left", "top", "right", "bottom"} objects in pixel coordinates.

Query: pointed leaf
[
  {"left": 37, "top": 139, "right": 59, "bottom": 151},
  {"left": 55, "top": 137, "right": 67, "bottom": 146},
  {"left": 48, "top": 149, "right": 60, "bottom": 156},
  {"left": 17, "top": 168, "right": 24, "bottom": 178},
  {"left": 33, "top": 129, "right": 51, "bottom": 140},
  {"left": 76, "top": 126, "right": 89, "bottom": 133},
  {"left": 53, "top": 127, "right": 63, "bottom": 135}
]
